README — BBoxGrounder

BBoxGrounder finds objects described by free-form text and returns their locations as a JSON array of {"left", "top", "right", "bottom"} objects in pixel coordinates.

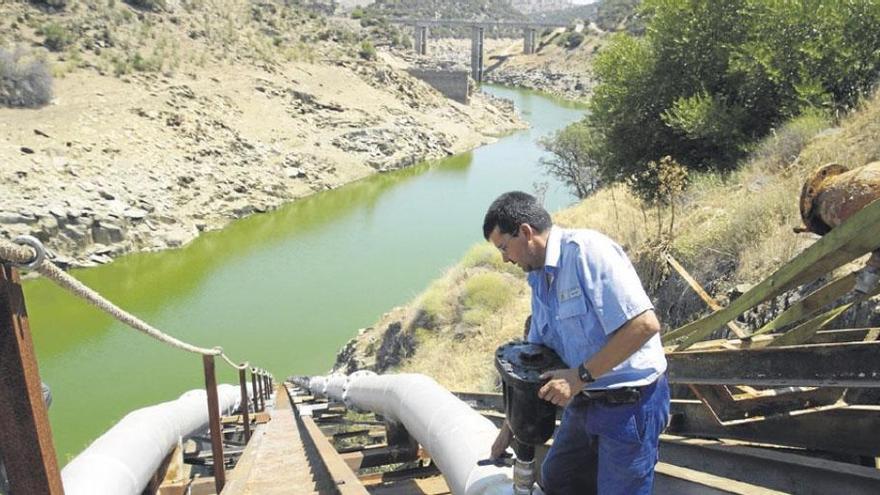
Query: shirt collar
[{"left": 544, "top": 226, "right": 561, "bottom": 270}]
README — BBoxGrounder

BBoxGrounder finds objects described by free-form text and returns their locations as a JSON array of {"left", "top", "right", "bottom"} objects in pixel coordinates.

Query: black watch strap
[{"left": 577, "top": 363, "right": 595, "bottom": 383}]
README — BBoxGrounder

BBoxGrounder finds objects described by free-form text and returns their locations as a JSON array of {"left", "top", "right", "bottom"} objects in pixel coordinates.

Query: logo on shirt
[{"left": 558, "top": 286, "right": 583, "bottom": 302}]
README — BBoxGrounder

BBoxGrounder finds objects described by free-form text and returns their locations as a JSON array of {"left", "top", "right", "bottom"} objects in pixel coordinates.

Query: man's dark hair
[{"left": 482, "top": 191, "right": 552, "bottom": 240}]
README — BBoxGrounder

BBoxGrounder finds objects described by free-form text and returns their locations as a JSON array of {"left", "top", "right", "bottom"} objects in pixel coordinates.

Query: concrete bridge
[{"left": 391, "top": 18, "right": 571, "bottom": 82}]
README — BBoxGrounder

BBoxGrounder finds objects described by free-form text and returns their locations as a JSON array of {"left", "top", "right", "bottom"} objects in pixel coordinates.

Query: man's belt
[{"left": 577, "top": 386, "right": 643, "bottom": 405}]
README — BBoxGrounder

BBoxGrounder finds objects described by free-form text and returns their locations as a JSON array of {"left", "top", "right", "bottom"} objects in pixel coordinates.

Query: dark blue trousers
[{"left": 541, "top": 375, "right": 670, "bottom": 495}]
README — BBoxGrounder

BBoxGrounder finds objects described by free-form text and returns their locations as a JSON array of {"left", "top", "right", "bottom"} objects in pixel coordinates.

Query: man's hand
[
  {"left": 491, "top": 421, "right": 513, "bottom": 459},
  {"left": 538, "top": 368, "right": 584, "bottom": 407}
]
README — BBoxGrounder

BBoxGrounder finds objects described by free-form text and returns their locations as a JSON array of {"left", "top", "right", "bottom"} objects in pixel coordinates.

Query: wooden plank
[
  {"left": 0, "top": 264, "right": 64, "bottom": 495},
  {"left": 149, "top": 441, "right": 188, "bottom": 494},
  {"left": 655, "top": 462, "right": 788, "bottom": 495},
  {"left": 753, "top": 271, "right": 857, "bottom": 336},
  {"left": 667, "top": 341, "right": 880, "bottom": 388},
  {"left": 665, "top": 254, "right": 748, "bottom": 338},
  {"left": 300, "top": 415, "right": 370, "bottom": 495},
  {"left": 662, "top": 197, "right": 880, "bottom": 349},
  {"left": 767, "top": 284, "right": 880, "bottom": 347}
]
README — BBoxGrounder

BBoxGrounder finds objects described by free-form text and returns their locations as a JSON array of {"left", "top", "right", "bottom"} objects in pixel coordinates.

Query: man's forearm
[{"left": 584, "top": 310, "right": 660, "bottom": 379}]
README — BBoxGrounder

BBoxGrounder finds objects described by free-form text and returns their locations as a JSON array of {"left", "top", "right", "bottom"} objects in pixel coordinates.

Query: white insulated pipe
[
  {"left": 61, "top": 384, "right": 244, "bottom": 495},
  {"left": 309, "top": 373, "right": 516, "bottom": 495}
]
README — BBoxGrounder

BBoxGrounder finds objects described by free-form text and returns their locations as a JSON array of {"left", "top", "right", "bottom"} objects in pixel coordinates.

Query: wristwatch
[{"left": 577, "top": 363, "right": 595, "bottom": 384}]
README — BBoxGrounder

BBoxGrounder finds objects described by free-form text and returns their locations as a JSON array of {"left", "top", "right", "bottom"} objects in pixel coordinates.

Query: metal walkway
[{"left": 223, "top": 385, "right": 337, "bottom": 495}]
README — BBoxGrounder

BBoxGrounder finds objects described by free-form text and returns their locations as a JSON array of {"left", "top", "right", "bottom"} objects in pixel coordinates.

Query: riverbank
[{"left": 0, "top": 2, "right": 524, "bottom": 269}]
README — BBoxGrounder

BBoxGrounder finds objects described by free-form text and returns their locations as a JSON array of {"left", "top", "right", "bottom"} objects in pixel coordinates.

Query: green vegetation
[
  {"left": 124, "top": 0, "right": 167, "bottom": 11},
  {"left": 544, "top": 0, "right": 880, "bottom": 199},
  {"left": 39, "top": 22, "right": 73, "bottom": 52},
  {"left": 358, "top": 40, "right": 377, "bottom": 61},
  {"left": 555, "top": 31, "right": 585, "bottom": 50},
  {"left": 0, "top": 46, "right": 53, "bottom": 108},
  {"left": 594, "top": 0, "right": 642, "bottom": 33}
]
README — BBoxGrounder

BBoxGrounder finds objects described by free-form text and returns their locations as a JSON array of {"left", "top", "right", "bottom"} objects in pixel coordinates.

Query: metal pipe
[
  {"left": 800, "top": 161, "right": 880, "bottom": 235},
  {"left": 61, "top": 384, "right": 243, "bottom": 495},
  {"left": 309, "top": 373, "right": 520, "bottom": 495}
]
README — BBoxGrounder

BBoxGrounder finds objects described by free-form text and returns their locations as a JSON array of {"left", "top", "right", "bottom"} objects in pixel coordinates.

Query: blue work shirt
[{"left": 527, "top": 227, "right": 666, "bottom": 390}]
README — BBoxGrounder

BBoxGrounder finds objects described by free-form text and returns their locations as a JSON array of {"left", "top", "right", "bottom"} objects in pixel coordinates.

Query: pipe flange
[
  {"left": 12, "top": 235, "right": 47, "bottom": 271},
  {"left": 343, "top": 370, "right": 376, "bottom": 410},
  {"left": 799, "top": 163, "right": 848, "bottom": 235}
]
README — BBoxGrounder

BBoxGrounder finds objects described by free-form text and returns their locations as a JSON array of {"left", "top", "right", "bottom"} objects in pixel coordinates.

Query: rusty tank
[{"left": 799, "top": 161, "right": 880, "bottom": 293}]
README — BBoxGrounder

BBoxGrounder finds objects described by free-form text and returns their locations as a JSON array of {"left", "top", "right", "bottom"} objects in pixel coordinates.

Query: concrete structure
[
  {"left": 394, "top": 19, "right": 569, "bottom": 85},
  {"left": 413, "top": 25, "right": 428, "bottom": 55},
  {"left": 470, "top": 26, "right": 485, "bottom": 83},
  {"left": 407, "top": 69, "right": 471, "bottom": 104},
  {"left": 510, "top": 0, "right": 573, "bottom": 14},
  {"left": 522, "top": 28, "right": 537, "bottom": 55}
]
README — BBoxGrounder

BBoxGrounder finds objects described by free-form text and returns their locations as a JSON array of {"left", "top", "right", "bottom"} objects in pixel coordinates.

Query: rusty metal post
[
  {"left": 250, "top": 368, "right": 260, "bottom": 412},
  {"left": 255, "top": 369, "right": 264, "bottom": 412},
  {"left": 202, "top": 355, "right": 226, "bottom": 493},
  {"left": 238, "top": 368, "right": 251, "bottom": 442},
  {"left": 0, "top": 264, "right": 65, "bottom": 494},
  {"left": 263, "top": 373, "right": 270, "bottom": 400}
]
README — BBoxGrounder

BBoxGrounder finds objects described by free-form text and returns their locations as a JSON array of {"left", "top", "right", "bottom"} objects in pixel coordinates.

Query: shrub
[
  {"left": 556, "top": 31, "right": 584, "bottom": 50},
  {"left": 124, "top": 0, "right": 166, "bottom": 11},
  {"left": 0, "top": 47, "right": 53, "bottom": 108},
  {"left": 39, "top": 22, "right": 73, "bottom": 52},
  {"left": 358, "top": 40, "right": 376, "bottom": 61},
  {"left": 31, "top": 0, "right": 68, "bottom": 8},
  {"left": 463, "top": 272, "right": 513, "bottom": 313}
]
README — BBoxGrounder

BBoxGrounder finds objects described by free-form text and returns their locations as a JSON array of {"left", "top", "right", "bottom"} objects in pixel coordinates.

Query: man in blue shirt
[{"left": 483, "top": 191, "right": 669, "bottom": 495}]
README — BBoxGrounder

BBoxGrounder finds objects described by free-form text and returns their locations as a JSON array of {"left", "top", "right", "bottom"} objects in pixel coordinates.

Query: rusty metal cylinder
[{"left": 800, "top": 161, "right": 880, "bottom": 235}]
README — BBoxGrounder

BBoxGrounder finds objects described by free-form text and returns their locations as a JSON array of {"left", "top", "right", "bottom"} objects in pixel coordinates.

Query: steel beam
[
  {"left": 667, "top": 341, "right": 880, "bottom": 388},
  {"left": 668, "top": 400, "right": 880, "bottom": 457},
  {"left": 0, "top": 265, "right": 64, "bottom": 494},
  {"left": 659, "top": 435, "right": 880, "bottom": 494}
]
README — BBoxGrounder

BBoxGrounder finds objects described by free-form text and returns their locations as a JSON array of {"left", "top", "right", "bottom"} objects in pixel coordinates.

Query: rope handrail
[{"left": 0, "top": 237, "right": 270, "bottom": 376}]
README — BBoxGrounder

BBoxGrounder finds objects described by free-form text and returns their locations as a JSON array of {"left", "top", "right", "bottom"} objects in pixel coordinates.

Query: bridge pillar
[
  {"left": 523, "top": 27, "right": 537, "bottom": 55},
  {"left": 413, "top": 25, "right": 428, "bottom": 55},
  {"left": 470, "top": 25, "right": 484, "bottom": 83}
]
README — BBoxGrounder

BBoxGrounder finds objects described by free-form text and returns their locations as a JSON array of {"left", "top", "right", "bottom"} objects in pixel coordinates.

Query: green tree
[
  {"left": 581, "top": 0, "right": 880, "bottom": 194},
  {"left": 540, "top": 121, "right": 606, "bottom": 199}
]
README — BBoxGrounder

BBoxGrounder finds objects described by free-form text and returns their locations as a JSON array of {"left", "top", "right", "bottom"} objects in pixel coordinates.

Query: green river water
[{"left": 22, "top": 86, "right": 586, "bottom": 464}]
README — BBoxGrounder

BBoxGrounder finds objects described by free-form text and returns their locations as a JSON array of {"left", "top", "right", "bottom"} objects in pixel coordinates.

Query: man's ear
[{"left": 520, "top": 223, "right": 534, "bottom": 240}]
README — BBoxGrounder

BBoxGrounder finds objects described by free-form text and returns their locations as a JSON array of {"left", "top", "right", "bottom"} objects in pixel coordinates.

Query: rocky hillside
[
  {"left": 334, "top": 88, "right": 880, "bottom": 391},
  {"left": 0, "top": 0, "right": 524, "bottom": 268}
]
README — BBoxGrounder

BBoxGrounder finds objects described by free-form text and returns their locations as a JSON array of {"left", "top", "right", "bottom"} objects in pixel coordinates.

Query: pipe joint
[{"left": 512, "top": 459, "right": 536, "bottom": 495}]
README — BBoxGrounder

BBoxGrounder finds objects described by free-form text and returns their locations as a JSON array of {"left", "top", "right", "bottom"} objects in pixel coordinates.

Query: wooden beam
[
  {"left": 665, "top": 254, "right": 748, "bottom": 338},
  {"left": 753, "top": 271, "right": 857, "bottom": 336},
  {"left": 667, "top": 341, "right": 880, "bottom": 388},
  {"left": 663, "top": 197, "right": 880, "bottom": 349},
  {"left": 767, "top": 284, "right": 880, "bottom": 347},
  {"left": 0, "top": 265, "right": 64, "bottom": 495}
]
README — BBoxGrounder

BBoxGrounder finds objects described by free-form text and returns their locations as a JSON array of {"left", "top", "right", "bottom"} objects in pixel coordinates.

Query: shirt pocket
[{"left": 555, "top": 292, "right": 590, "bottom": 366}]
